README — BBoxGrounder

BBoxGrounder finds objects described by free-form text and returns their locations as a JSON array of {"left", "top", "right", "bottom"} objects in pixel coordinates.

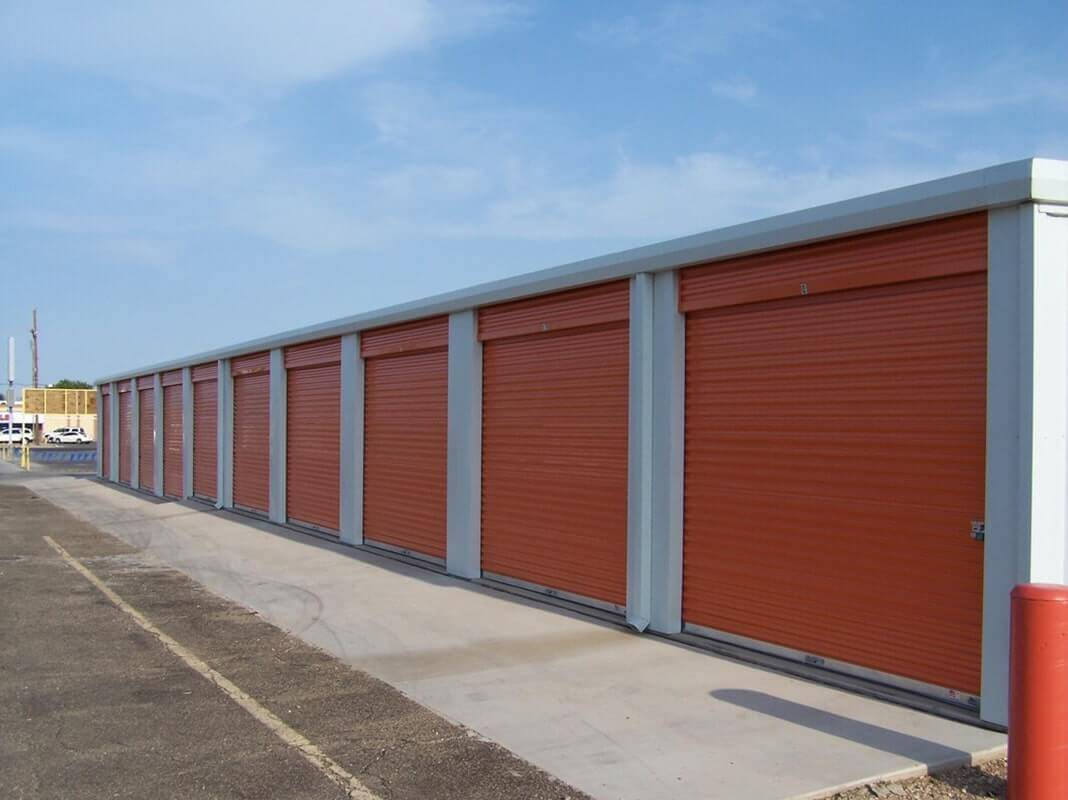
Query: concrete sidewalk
[{"left": 24, "top": 474, "right": 1005, "bottom": 800}]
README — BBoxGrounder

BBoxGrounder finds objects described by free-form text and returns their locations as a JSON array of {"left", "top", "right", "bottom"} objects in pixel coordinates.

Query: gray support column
[
  {"left": 446, "top": 310, "right": 482, "bottom": 579},
  {"left": 95, "top": 387, "right": 104, "bottom": 478},
  {"left": 109, "top": 382, "right": 119, "bottom": 482},
  {"left": 153, "top": 374, "right": 164, "bottom": 497},
  {"left": 339, "top": 333, "right": 364, "bottom": 545},
  {"left": 649, "top": 270, "right": 686, "bottom": 634},
  {"left": 268, "top": 348, "right": 286, "bottom": 524},
  {"left": 217, "top": 359, "right": 233, "bottom": 509},
  {"left": 982, "top": 203, "right": 1068, "bottom": 726},
  {"left": 181, "top": 367, "right": 193, "bottom": 498},
  {"left": 626, "top": 273, "right": 654, "bottom": 631},
  {"left": 130, "top": 376, "right": 140, "bottom": 490}
]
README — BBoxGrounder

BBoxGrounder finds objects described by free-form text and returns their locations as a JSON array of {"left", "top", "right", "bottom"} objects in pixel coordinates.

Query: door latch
[{"left": 971, "top": 521, "right": 985, "bottom": 541}]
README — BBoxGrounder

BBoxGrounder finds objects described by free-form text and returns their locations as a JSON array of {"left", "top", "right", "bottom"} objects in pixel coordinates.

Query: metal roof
[{"left": 96, "top": 157, "right": 1068, "bottom": 384}]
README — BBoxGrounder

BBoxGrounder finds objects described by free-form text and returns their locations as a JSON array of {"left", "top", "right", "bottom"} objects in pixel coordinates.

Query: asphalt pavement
[{"left": 0, "top": 482, "right": 584, "bottom": 800}]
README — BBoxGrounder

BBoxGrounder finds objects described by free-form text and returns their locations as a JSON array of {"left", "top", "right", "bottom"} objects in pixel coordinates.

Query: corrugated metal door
[
  {"left": 192, "top": 363, "right": 217, "bottom": 500},
  {"left": 118, "top": 382, "right": 132, "bottom": 484},
  {"left": 480, "top": 282, "right": 630, "bottom": 607},
  {"left": 162, "top": 370, "right": 183, "bottom": 498},
  {"left": 680, "top": 213, "right": 987, "bottom": 696},
  {"left": 137, "top": 380, "right": 155, "bottom": 491},
  {"left": 100, "top": 387, "right": 110, "bottom": 478},
  {"left": 286, "top": 339, "right": 341, "bottom": 532},
  {"left": 232, "top": 353, "right": 270, "bottom": 514},
  {"left": 362, "top": 317, "right": 448, "bottom": 560}
]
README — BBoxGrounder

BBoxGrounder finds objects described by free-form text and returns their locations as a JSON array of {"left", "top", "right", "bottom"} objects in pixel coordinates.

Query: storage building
[{"left": 95, "top": 158, "right": 1068, "bottom": 728}]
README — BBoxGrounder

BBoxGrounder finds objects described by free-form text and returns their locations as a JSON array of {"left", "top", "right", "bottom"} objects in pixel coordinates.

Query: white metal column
[
  {"left": 217, "top": 359, "right": 233, "bottom": 509},
  {"left": 153, "top": 374, "right": 164, "bottom": 497},
  {"left": 268, "top": 348, "right": 286, "bottom": 524},
  {"left": 181, "top": 367, "right": 193, "bottom": 498},
  {"left": 130, "top": 376, "right": 140, "bottom": 490},
  {"left": 446, "top": 310, "right": 482, "bottom": 579},
  {"left": 626, "top": 273, "right": 654, "bottom": 631},
  {"left": 95, "top": 387, "right": 104, "bottom": 478},
  {"left": 109, "top": 381, "right": 119, "bottom": 482},
  {"left": 982, "top": 202, "right": 1068, "bottom": 726},
  {"left": 649, "top": 269, "right": 685, "bottom": 634},
  {"left": 339, "top": 333, "right": 364, "bottom": 545}
]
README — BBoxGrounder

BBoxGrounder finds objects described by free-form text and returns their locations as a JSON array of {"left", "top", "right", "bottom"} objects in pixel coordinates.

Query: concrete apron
[{"left": 29, "top": 476, "right": 1005, "bottom": 800}]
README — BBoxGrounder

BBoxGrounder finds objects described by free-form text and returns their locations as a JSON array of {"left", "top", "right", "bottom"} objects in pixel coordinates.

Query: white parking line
[{"left": 43, "top": 535, "right": 379, "bottom": 800}]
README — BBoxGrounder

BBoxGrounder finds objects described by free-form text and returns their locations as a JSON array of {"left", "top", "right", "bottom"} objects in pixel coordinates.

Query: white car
[
  {"left": 0, "top": 426, "right": 33, "bottom": 444},
  {"left": 45, "top": 427, "right": 91, "bottom": 444}
]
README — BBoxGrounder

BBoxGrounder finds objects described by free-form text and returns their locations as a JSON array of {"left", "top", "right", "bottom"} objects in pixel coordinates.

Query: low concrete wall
[{"left": 6, "top": 445, "right": 97, "bottom": 473}]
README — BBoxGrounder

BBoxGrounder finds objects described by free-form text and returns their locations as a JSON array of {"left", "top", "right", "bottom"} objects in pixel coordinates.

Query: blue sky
[{"left": 2, "top": 1, "right": 1066, "bottom": 384}]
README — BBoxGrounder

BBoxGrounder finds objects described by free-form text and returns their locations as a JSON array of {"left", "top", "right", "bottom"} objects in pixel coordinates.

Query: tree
[{"left": 51, "top": 379, "right": 92, "bottom": 389}]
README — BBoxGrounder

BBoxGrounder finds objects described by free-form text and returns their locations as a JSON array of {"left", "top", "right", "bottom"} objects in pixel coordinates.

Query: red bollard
[{"left": 1009, "top": 583, "right": 1068, "bottom": 799}]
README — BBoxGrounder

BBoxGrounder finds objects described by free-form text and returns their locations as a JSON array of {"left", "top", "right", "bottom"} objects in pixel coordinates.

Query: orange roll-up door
[
  {"left": 192, "top": 363, "right": 218, "bottom": 500},
  {"left": 100, "top": 386, "right": 110, "bottom": 478},
  {"left": 479, "top": 281, "right": 630, "bottom": 607},
  {"left": 232, "top": 352, "right": 270, "bottom": 514},
  {"left": 162, "top": 370, "right": 183, "bottom": 498},
  {"left": 285, "top": 338, "right": 341, "bottom": 532},
  {"left": 679, "top": 213, "right": 987, "bottom": 697},
  {"left": 362, "top": 317, "right": 448, "bottom": 560},
  {"left": 118, "top": 381, "right": 132, "bottom": 484},
  {"left": 137, "top": 378, "right": 155, "bottom": 491}
]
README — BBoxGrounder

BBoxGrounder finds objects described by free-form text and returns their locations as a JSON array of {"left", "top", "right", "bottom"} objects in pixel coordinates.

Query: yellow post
[{"left": 21, "top": 444, "right": 29, "bottom": 471}]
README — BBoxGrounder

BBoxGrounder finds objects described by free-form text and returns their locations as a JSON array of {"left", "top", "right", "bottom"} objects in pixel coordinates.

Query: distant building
[{"left": 0, "top": 400, "right": 96, "bottom": 439}]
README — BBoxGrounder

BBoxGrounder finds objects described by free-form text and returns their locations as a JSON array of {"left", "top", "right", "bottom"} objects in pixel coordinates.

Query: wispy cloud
[
  {"left": 585, "top": 1, "right": 823, "bottom": 61},
  {"left": 0, "top": 1, "right": 523, "bottom": 98},
  {"left": 709, "top": 76, "right": 759, "bottom": 103},
  {"left": 98, "top": 237, "right": 178, "bottom": 270},
  {"left": 360, "top": 81, "right": 555, "bottom": 161},
  {"left": 0, "top": 209, "right": 128, "bottom": 236},
  {"left": 0, "top": 78, "right": 956, "bottom": 260},
  {"left": 3, "top": 3, "right": 1055, "bottom": 267},
  {"left": 474, "top": 153, "right": 939, "bottom": 242},
  {"left": 868, "top": 54, "right": 1068, "bottom": 160},
  {"left": 923, "top": 72, "right": 1068, "bottom": 115}
]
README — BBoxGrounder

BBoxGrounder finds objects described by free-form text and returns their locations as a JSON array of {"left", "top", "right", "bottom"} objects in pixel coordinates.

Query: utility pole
[
  {"left": 7, "top": 337, "right": 14, "bottom": 435},
  {"left": 30, "top": 311, "right": 39, "bottom": 443},
  {"left": 6, "top": 333, "right": 14, "bottom": 452},
  {"left": 30, "top": 310, "right": 38, "bottom": 389}
]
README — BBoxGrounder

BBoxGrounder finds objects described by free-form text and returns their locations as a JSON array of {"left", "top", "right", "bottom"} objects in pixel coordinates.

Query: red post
[{"left": 1009, "top": 583, "right": 1068, "bottom": 799}]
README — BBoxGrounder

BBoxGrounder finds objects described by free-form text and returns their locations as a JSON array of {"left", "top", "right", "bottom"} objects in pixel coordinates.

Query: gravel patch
[{"left": 831, "top": 759, "right": 1006, "bottom": 799}]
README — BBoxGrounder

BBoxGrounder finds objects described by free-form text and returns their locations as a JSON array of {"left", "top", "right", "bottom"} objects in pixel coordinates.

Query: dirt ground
[{"left": 831, "top": 759, "right": 1006, "bottom": 799}]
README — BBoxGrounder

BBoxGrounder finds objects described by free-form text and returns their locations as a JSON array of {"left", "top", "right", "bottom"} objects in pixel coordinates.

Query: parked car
[
  {"left": 45, "top": 427, "right": 91, "bottom": 444},
  {"left": 0, "top": 426, "right": 33, "bottom": 444},
  {"left": 46, "top": 426, "right": 85, "bottom": 437}
]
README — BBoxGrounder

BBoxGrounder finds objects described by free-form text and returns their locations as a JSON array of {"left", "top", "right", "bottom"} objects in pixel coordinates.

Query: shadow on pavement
[{"left": 710, "top": 688, "right": 969, "bottom": 765}]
